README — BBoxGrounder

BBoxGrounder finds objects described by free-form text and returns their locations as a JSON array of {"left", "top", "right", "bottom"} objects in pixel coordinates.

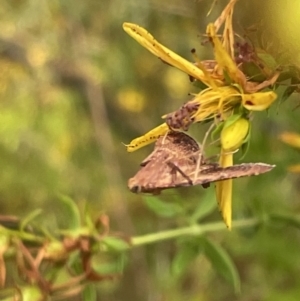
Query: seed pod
[{"left": 221, "top": 117, "right": 250, "bottom": 152}]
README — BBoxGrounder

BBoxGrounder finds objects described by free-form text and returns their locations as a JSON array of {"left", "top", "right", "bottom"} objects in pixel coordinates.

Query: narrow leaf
[
  {"left": 189, "top": 189, "right": 217, "bottom": 223},
  {"left": 203, "top": 237, "right": 241, "bottom": 294},
  {"left": 101, "top": 236, "right": 130, "bottom": 252},
  {"left": 57, "top": 195, "right": 81, "bottom": 230},
  {"left": 143, "top": 196, "right": 184, "bottom": 218},
  {"left": 172, "top": 239, "right": 203, "bottom": 277},
  {"left": 20, "top": 209, "right": 42, "bottom": 232},
  {"left": 82, "top": 284, "right": 97, "bottom": 301},
  {"left": 91, "top": 253, "right": 127, "bottom": 275},
  {"left": 280, "top": 85, "right": 296, "bottom": 104}
]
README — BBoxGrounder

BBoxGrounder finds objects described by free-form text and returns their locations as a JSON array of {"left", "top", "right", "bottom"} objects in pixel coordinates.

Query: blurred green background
[{"left": 1, "top": 0, "right": 300, "bottom": 300}]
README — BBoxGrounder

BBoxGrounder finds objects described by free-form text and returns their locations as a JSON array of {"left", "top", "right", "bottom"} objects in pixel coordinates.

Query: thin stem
[{"left": 131, "top": 217, "right": 259, "bottom": 247}]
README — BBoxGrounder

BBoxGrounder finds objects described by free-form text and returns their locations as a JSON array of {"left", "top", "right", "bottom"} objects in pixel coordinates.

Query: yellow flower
[
  {"left": 279, "top": 132, "right": 300, "bottom": 173},
  {"left": 124, "top": 20, "right": 277, "bottom": 151},
  {"left": 280, "top": 132, "right": 300, "bottom": 149}
]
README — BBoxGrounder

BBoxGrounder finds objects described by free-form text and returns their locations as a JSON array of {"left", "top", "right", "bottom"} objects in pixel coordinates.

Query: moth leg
[
  {"left": 202, "top": 183, "right": 210, "bottom": 189},
  {"left": 167, "top": 162, "right": 193, "bottom": 185},
  {"left": 193, "top": 122, "right": 215, "bottom": 182}
]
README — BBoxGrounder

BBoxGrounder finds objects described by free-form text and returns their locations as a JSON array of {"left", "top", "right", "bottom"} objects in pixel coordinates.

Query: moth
[{"left": 128, "top": 131, "right": 275, "bottom": 194}]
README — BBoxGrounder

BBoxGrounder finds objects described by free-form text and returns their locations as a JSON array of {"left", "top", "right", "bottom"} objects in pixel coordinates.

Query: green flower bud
[{"left": 221, "top": 117, "right": 250, "bottom": 152}]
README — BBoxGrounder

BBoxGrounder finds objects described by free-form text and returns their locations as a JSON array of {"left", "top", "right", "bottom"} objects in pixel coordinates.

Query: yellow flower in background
[
  {"left": 280, "top": 132, "right": 300, "bottom": 173},
  {"left": 280, "top": 132, "right": 300, "bottom": 149}
]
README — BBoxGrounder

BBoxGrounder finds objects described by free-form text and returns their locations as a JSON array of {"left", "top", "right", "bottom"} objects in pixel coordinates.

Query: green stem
[{"left": 131, "top": 217, "right": 259, "bottom": 246}]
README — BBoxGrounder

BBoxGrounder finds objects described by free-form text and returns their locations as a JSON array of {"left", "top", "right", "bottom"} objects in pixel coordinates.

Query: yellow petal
[
  {"left": 279, "top": 132, "right": 300, "bottom": 149},
  {"left": 216, "top": 151, "right": 233, "bottom": 229},
  {"left": 123, "top": 22, "right": 215, "bottom": 87},
  {"left": 213, "top": 0, "right": 238, "bottom": 33},
  {"left": 126, "top": 123, "right": 169, "bottom": 152},
  {"left": 206, "top": 23, "right": 246, "bottom": 87},
  {"left": 242, "top": 91, "right": 277, "bottom": 111},
  {"left": 287, "top": 164, "right": 300, "bottom": 173}
]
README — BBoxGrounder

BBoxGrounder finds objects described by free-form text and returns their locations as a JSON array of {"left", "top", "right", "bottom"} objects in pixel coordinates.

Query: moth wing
[
  {"left": 128, "top": 156, "right": 198, "bottom": 193},
  {"left": 191, "top": 163, "right": 275, "bottom": 186}
]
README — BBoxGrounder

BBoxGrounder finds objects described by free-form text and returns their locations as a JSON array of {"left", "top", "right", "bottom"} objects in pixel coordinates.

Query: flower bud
[{"left": 221, "top": 117, "right": 250, "bottom": 152}]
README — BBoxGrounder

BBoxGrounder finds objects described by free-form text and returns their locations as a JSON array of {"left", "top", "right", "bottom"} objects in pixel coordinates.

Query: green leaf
[
  {"left": 20, "top": 286, "right": 44, "bottom": 301},
  {"left": 91, "top": 253, "right": 127, "bottom": 275},
  {"left": 203, "top": 237, "right": 241, "bottom": 294},
  {"left": 82, "top": 284, "right": 97, "bottom": 301},
  {"left": 279, "top": 85, "right": 297, "bottom": 104},
  {"left": 57, "top": 194, "right": 81, "bottom": 230},
  {"left": 189, "top": 189, "right": 217, "bottom": 223},
  {"left": 269, "top": 213, "right": 300, "bottom": 229},
  {"left": 83, "top": 203, "right": 95, "bottom": 231},
  {"left": 241, "top": 62, "right": 266, "bottom": 82},
  {"left": 256, "top": 50, "right": 278, "bottom": 71},
  {"left": 101, "top": 236, "right": 130, "bottom": 252},
  {"left": 143, "top": 196, "right": 184, "bottom": 218},
  {"left": 20, "top": 209, "right": 42, "bottom": 232},
  {"left": 172, "top": 239, "right": 203, "bottom": 278}
]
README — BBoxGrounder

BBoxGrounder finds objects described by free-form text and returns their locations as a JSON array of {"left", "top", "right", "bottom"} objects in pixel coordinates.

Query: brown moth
[{"left": 128, "top": 131, "right": 275, "bottom": 194}]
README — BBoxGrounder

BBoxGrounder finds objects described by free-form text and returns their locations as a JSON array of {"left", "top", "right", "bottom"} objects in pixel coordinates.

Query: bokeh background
[{"left": 1, "top": 0, "right": 300, "bottom": 300}]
